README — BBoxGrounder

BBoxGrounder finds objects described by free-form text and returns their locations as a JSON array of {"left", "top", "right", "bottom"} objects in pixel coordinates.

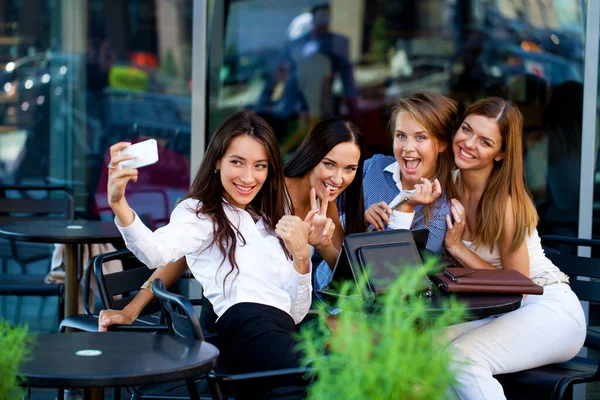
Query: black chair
[
  {"left": 59, "top": 249, "right": 170, "bottom": 333},
  {"left": 152, "top": 278, "right": 313, "bottom": 400},
  {"left": 497, "top": 235, "right": 600, "bottom": 400},
  {"left": 0, "top": 184, "right": 74, "bottom": 325}
]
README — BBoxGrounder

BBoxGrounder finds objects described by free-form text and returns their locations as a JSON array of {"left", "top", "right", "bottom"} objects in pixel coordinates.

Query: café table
[
  {"left": 319, "top": 289, "right": 523, "bottom": 318},
  {"left": 427, "top": 292, "right": 523, "bottom": 318},
  {"left": 0, "top": 219, "right": 123, "bottom": 318},
  {"left": 21, "top": 331, "right": 219, "bottom": 400}
]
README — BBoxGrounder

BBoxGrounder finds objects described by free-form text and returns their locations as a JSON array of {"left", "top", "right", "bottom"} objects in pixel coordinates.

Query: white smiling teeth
[
  {"left": 324, "top": 183, "right": 338, "bottom": 191},
  {"left": 235, "top": 184, "right": 252, "bottom": 192},
  {"left": 460, "top": 149, "right": 475, "bottom": 159}
]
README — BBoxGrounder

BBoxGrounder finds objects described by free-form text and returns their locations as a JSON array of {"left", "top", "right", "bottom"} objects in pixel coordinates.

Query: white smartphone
[{"left": 118, "top": 139, "right": 159, "bottom": 169}]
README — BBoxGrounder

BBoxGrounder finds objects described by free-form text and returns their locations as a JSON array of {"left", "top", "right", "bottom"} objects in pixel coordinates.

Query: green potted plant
[
  {"left": 0, "top": 321, "right": 33, "bottom": 400},
  {"left": 299, "top": 259, "right": 466, "bottom": 399}
]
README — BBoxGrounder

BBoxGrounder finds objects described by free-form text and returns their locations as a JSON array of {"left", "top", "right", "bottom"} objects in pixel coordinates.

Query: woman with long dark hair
[
  {"left": 106, "top": 112, "right": 325, "bottom": 396},
  {"left": 99, "top": 117, "right": 366, "bottom": 335},
  {"left": 284, "top": 117, "right": 366, "bottom": 267}
]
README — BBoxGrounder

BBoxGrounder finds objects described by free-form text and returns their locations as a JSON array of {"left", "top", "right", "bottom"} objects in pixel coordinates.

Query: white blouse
[{"left": 116, "top": 198, "right": 312, "bottom": 324}]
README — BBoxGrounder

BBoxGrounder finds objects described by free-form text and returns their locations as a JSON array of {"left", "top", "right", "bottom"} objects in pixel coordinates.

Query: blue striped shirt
[
  {"left": 314, "top": 154, "right": 450, "bottom": 294},
  {"left": 363, "top": 154, "right": 450, "bottom": 252}
]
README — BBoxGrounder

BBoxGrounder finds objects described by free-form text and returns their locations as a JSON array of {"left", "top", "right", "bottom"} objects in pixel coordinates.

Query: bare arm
[
  {"left": 98, "top": 257, "right": 189, "bottom": 331},
  {"left": 445, "top": 240, "right": 500, "bottom": 270},
  {"left": 445, "top": 198, "right": 530, "bottom": 275}
]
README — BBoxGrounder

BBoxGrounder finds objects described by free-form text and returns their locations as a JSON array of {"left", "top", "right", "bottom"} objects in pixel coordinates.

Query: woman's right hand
[
  {"left": 365, "top": 201, "right": 391, "bottom": 231},
  {"left": 107, "top": 142, "right": 138, "bottom": 205},
  {"left": 98, "top": 308, "right": 136, "bottom": 332}
]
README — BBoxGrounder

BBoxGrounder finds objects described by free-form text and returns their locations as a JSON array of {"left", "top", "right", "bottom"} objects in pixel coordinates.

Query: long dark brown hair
[
  {"left": 284, "top": 117, "right": 366, "bottom": 234},
  {"left": 185, "top": 112, "right": 291, "bottom": 290}
]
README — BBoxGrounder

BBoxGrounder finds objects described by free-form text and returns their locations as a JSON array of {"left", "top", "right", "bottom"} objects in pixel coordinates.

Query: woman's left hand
[
  {"left": 276, "top": 210, "right": 318, "bottom": 262},
  {"left": 407, "top": 178, "right": 442, "bottom": 206},
  {"left": 444, "top": 198, "right": 467, "bottom": 255}
]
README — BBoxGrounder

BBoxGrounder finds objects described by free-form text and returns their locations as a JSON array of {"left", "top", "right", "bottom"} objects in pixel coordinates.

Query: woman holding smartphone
[
  {"left": 362, "top": 93, "right": 457, "bottom": 252},
  {"left": 313, "top": 93, "right": 457, "bottom": 295},
  {"left": 105, "top": 111, "right": 325, "bottom": 397},
  {"left": 99, "top": 117, "right": 365, "bottom": 329},
  {"left": 363, "top": 93, "right": 458, "bottom": 252}
]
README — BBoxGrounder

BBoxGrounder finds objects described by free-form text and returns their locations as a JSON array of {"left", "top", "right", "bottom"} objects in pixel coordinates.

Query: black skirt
[{"left": 215, "top": 302, "right": 307, "bottom": 399}]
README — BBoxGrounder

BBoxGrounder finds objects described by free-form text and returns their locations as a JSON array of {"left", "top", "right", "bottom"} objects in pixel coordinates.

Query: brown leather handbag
[{"left": 431, "top": 267, "right": 544, "bottom": 295}]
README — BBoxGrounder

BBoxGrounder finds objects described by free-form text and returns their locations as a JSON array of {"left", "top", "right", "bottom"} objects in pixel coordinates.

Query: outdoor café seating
[
  {"left": 496, "top": 236, "right": 600, "bottom": 400},
  {"left": 8, "top": 231, "right": 600, "bottom": 399},
  {"left": 58, "top": 250, "right": 170, "bottom": 334},
  {"left": 0, "top": 184, "right": 74, "bottom": 325}
]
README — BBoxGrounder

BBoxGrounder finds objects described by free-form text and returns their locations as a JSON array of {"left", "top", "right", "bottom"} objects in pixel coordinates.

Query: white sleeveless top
[
  {"left": 462, "top": 228, "right": 560, "bottom": 278},
  {"left": 453, "top": 170, "right": 560, "bottom": 278}
]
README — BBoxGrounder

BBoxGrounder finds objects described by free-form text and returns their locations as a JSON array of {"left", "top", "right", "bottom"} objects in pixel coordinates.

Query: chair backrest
[
  {"left": 152, "top": 280, "right": 312, "bottom": 399},
  {"left": 541, "top": 235, "right": 600, "bottom": 304},
  {"left": 0, "top": 184, "right": 74, "bottom": 221},
  {"left": 152, "top": 278, "right": 205, "bottom": 341},
  {"left": 93, "top": 249, "right": 163, "bottom": 316},
  {"left": 82, "top": 255, "right": 97, "bottom": 315}
]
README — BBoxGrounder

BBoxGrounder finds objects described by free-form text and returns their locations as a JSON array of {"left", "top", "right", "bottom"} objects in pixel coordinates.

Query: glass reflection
[
  {"left": 0, "top": 0, "right": 193, "bottom": 230},
  {"left": 209, "top": 0, "right": 585, "bottom": 236}
]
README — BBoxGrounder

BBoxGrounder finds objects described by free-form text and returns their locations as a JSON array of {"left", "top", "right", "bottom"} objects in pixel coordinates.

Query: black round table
[
  {"left": 21, "top": 332, "right": 219, "bottom": 399},
  {"left": 319, "top": 289, "right": 522, "bottom": 318},
  {"left": 0, "top": 219, "right": 123, "bottom": 318},
  {"left": 428, "top": 292, "right": 523, "bottom": 318}
]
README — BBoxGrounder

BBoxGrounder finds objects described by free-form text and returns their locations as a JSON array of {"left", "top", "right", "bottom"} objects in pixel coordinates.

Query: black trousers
[{"left": 215, "top": 302, "right": 306, "bottom": 399}]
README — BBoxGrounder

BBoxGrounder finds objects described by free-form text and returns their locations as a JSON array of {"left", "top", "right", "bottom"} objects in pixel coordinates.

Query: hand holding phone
[{"left": 118, "top": 139, "right": 159, "bottom": 169}]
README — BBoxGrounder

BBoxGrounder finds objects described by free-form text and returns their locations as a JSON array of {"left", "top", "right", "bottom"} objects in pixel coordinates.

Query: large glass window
[
  {"left": 208, "top": 0, "right": 585, "bottom": 235},
  {"left": 592, "top": 32, "right": 600, "bottom": 240},
  {"left": 0, "top": 0, "right": 193, "bottom": 228}
]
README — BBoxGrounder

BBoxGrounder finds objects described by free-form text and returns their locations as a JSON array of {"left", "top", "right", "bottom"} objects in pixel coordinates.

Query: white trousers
[{"left": 444, "top": 283, "right": 586, "bottom": 400}]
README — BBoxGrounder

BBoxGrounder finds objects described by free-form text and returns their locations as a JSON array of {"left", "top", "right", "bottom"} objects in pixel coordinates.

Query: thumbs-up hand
[{"left": 276, "top": 209, "right": 317, "bottom": 270}]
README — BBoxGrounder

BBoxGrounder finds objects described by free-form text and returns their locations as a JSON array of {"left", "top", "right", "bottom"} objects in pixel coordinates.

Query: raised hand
[
  {"left": 107, "top": 142, "right": 138, "bottom": 204},
  {"left": 365, "top": 201, "right": 391, "bottom": 231},
  {"left": 307, "top": 188, "right": 335, "bottom": 249},
  {"left": 444, "top": 198, "right": 467, "bottom": 254},
  {"left": 276, "top": 209, "right": 318, "bottom": 266},
  {"left": 407, "top": 178, "right": 442, "bottom": 206}
]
